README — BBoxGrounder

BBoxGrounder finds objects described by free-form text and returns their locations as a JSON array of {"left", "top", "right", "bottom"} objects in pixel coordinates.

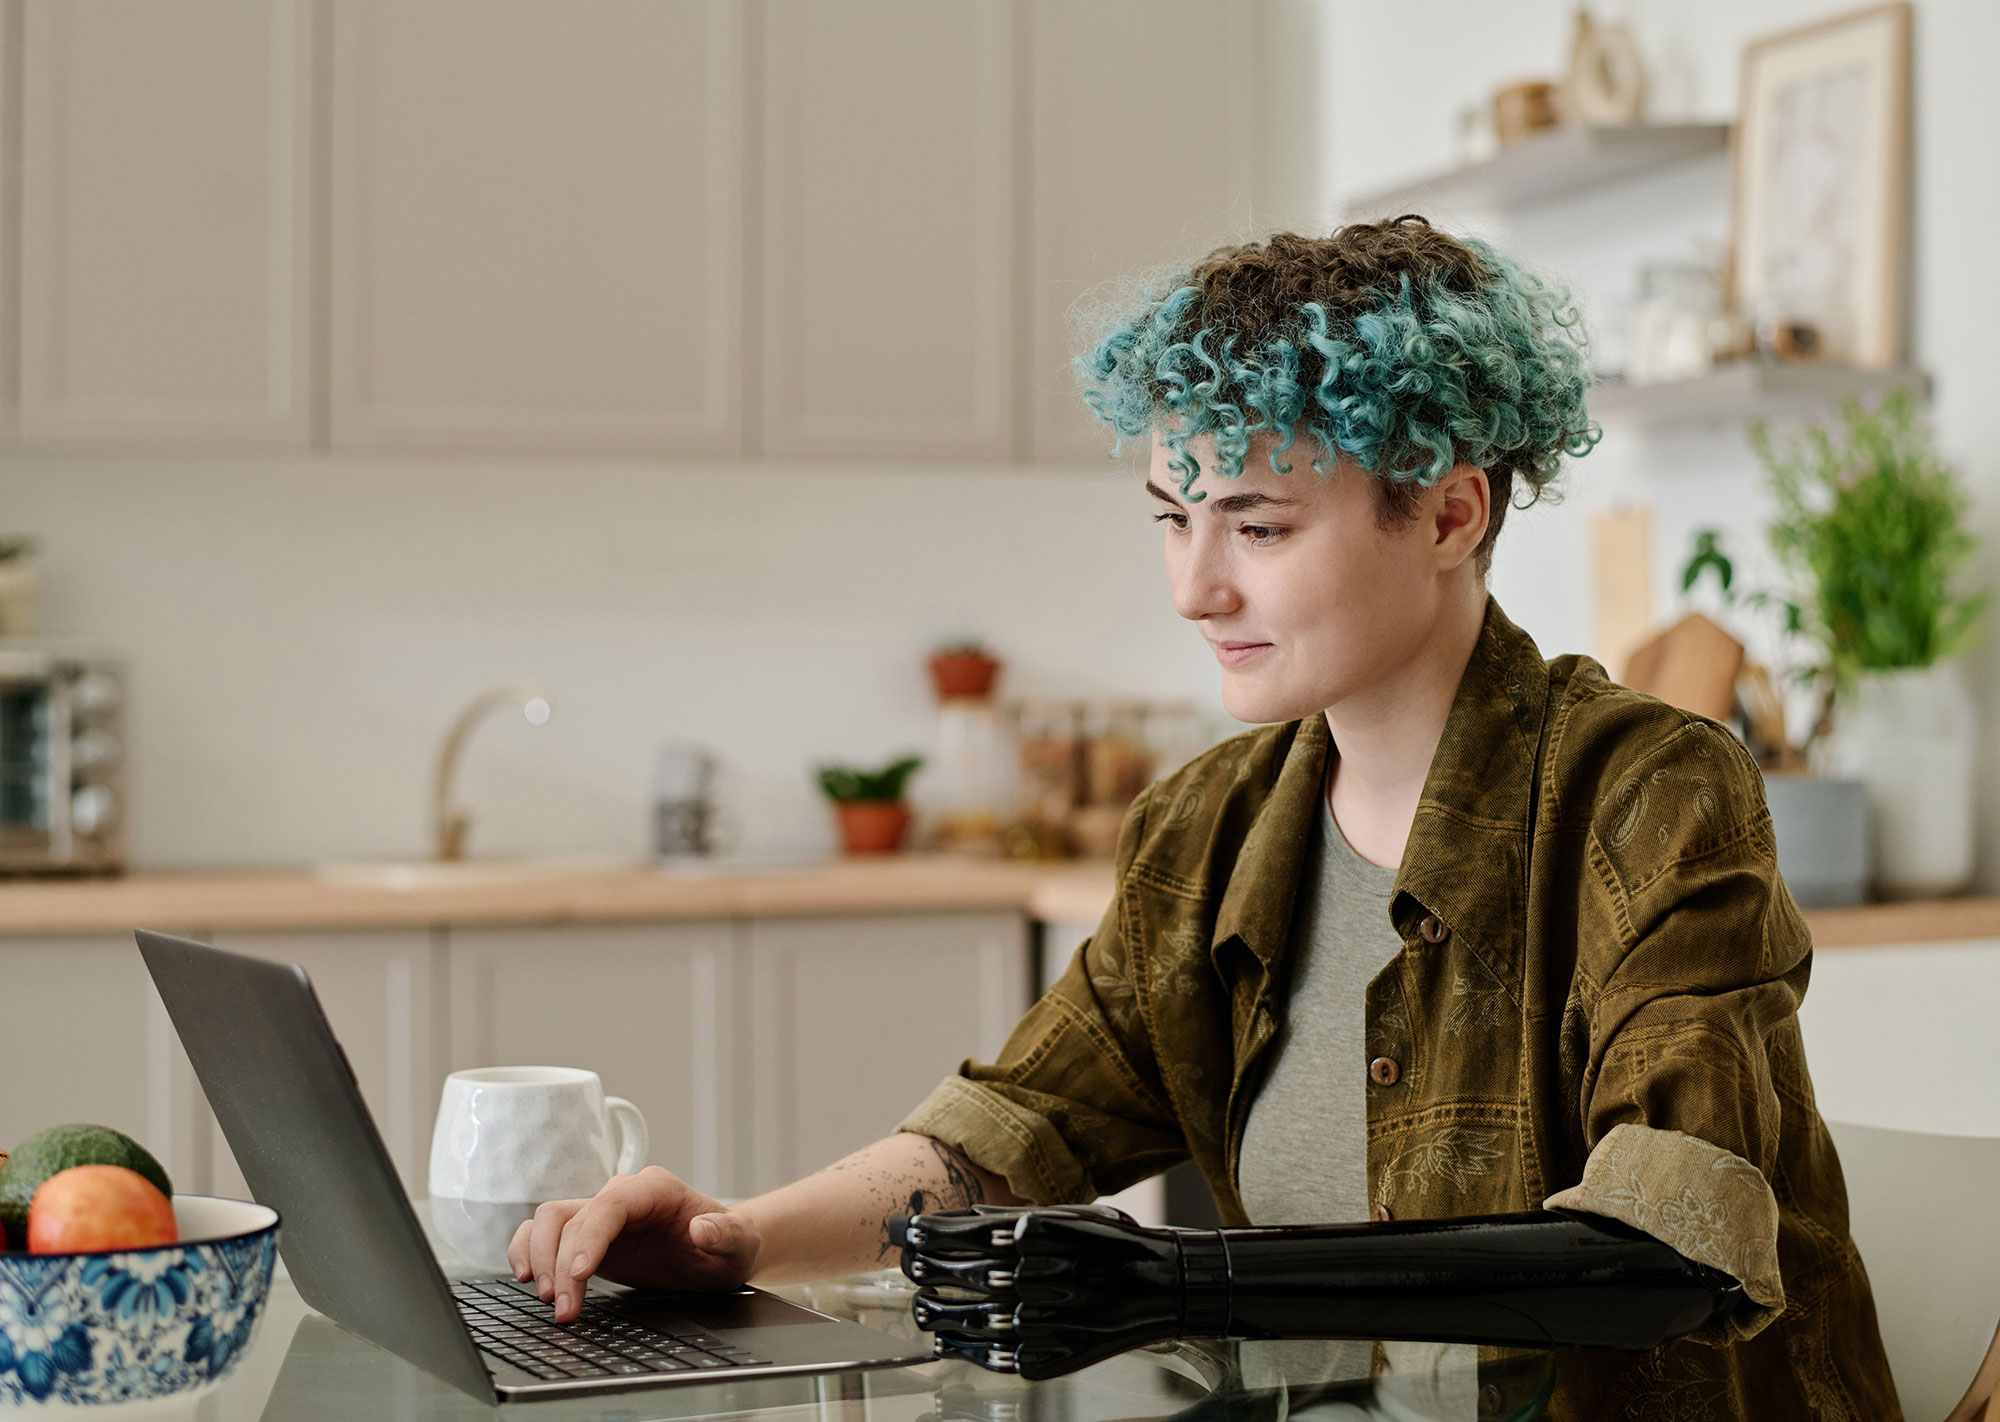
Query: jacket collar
[
  {"left": 1209, "top": 597, "right": 1551, "bottom": 977},
  {"left": 1391, "top": 598, "right": 1550, "bottom": 981}
]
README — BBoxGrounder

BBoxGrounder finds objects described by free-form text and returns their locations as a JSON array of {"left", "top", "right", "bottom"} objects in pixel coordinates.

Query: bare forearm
[{"left": 736, "top": 1132, "right": 1020, "bottom": 1285}]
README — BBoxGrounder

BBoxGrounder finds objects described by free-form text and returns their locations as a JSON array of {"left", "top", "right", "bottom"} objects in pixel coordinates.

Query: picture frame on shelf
[{"left": 1730, "top": 2, "right": 1911, "bottom": 369}]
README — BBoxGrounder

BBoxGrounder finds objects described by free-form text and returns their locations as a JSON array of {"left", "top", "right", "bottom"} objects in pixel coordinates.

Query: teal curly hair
[{"left": 1074, "top": 216, "right": 1599, "bottom": 553}]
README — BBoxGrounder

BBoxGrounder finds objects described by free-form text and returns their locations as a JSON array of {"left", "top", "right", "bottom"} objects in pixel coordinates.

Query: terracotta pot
[
  {"left": 928, "top": 649, "right": 1001, "bottom": 700},
  {"left": 835, "top": 800, "right": 912, "bottom": 855}
]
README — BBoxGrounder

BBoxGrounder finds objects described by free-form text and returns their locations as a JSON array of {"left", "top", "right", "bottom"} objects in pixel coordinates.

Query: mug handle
[{"left": 606, "top": 1096, "right": 650, "bottom": 1175}]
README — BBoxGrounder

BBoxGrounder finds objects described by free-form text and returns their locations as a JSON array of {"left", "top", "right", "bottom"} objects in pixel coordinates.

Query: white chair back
[{"left": 1825, "top": 1120, "right": 2000, "bottom": 1420}]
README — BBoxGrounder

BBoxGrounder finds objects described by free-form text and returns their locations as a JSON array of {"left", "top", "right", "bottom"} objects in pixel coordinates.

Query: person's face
[{"left": 1149, "top": 430, "right": 1488, "bottom": 725}]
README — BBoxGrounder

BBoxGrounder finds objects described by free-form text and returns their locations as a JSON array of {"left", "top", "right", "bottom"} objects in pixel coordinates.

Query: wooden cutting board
[{"left": 1619, "top": 611, "right": 1745, "bottom": 722}]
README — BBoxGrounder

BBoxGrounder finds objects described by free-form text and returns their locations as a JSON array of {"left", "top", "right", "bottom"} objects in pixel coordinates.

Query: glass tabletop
[{"left": 123, "top": 1270, "right": 1553, "bottom": 1422}]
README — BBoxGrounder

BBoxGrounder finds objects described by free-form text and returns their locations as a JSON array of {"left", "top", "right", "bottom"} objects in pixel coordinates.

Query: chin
[{"left": 1218, "top": 675, "right": 1323, "bottom": 727}]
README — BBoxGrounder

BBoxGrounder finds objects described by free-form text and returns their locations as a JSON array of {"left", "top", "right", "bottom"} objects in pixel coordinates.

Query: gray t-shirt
[{"left": 1236, "top": 793, "right": 1403, "bottom": 1227}]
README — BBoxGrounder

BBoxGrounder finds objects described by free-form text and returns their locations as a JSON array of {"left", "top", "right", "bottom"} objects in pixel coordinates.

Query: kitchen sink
[{"left": 312, "top": 855, "right": 641, "bottom": 890}]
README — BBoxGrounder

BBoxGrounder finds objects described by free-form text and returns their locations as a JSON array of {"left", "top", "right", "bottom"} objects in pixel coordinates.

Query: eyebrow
[{"left": 1144, "top": 480, "right": 1299, "bottom": 514}]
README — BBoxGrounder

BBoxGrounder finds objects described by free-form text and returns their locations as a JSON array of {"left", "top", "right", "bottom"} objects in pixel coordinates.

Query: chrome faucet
[{"left": 432, "top": 685, "right": 553, "bottom": 861}]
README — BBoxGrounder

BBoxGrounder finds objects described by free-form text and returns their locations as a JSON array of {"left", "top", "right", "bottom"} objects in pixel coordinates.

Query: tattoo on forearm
[{"left": 866, "top": 1141, "right": 988, "bottom": 1264}]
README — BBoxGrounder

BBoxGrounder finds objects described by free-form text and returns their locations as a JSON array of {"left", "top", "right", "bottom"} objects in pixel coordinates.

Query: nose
[{"left": 1169, "top": 525, "right": 1239, "bottom": 623}]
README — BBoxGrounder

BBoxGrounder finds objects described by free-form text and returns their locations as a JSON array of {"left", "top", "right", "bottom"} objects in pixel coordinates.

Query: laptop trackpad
[{"left": 614, "top": 1288, "right": 834, "bottom": 1331}]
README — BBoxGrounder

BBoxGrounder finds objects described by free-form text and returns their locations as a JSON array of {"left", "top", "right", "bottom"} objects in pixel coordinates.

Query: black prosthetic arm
[{"left": 894, "top": 1204, "right": 1746, "bottom": 1380}]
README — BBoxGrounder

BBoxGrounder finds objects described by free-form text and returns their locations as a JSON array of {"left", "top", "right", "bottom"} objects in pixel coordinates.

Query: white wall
[
  {"left": 0, "top": 456, "right": 1221, "bottom": 866},
  {"left": 11, "top": 0, "right": 2000, "bottom": 878},
  {"left": 1318, "top": 0, "right": 2000, "bottom": 890}
]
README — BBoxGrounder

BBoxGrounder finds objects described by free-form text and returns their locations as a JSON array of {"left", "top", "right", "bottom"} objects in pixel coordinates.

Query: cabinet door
[
  {"left": 328, "top": 1, "right": 744, "bottom": 454},
  {"left": 743, "top": 913, "right": 1028, "bottom": 1195},
  {"left": 0, "top": 935, "right": 211, "bottom": 1192},
  {"left": 759, "top": 0, "right": 1017, "bottom": 460},
  {"left": 18, "top": 0, "right": 315, "bottom": 448},
  {"left": 0, "top": 2, "right": 18, "bottom": 447},
  {"left": 446, "top": 923, "right": 737, "bottom": 1200},
  {"left": 1027, "top": 0, "right": 1265, "bottom": 463},
  {"left": 199, "top": 931, "right": 443, "bottom": 1202}
]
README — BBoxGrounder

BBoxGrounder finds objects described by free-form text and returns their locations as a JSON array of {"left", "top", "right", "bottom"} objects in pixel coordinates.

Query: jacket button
[
  {"left": 1369, "top": 1056, "right": 1400, "bottom": 1087},
  {"left": 1419, "top": 915, "right": 1448, "bottom": 944},
  {"left": 1371, "top": 1203, "right": 1392, "bottom": 1223}
]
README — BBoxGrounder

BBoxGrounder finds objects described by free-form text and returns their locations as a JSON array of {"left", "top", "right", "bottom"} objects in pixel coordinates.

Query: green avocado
[{"left": 0, "top": 1124, "right": 174, "bottom": 1240}]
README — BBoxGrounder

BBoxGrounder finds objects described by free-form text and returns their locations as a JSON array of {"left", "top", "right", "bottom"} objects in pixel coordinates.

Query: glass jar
[
  {"left": 927, "top": 695, "right": 1012, "bottom": 854},
  {"left": 1627, "top": 261, "right": 1720, "bottom": 385}
]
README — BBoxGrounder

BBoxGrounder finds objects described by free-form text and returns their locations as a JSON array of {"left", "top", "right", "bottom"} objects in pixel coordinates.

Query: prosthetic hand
[{"left": 893, "top": 1204, "right": 1745, "bottom": 1380}]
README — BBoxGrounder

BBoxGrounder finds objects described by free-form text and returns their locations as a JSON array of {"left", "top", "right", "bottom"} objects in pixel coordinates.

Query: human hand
[{"left": 505, "top": 1166, "right": 761, "bottom": 1322}]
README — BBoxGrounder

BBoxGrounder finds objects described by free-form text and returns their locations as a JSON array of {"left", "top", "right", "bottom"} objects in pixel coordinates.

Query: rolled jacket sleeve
[
  {"left": 898, "top": 785, "right": 1187, "bottom": 1204},
  {"left": 1543, "top": 721, "right": 1803, "bottom": 1342}
]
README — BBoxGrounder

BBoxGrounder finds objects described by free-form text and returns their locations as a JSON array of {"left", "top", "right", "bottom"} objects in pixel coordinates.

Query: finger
[
  {"left": 527, "top": 1199, "right": 585, "bottom": 1301},
  {"left": 506, "top": 1218, "right": 536, "bottom": 1281},
  {"left": 550, "top": 1190, "right": 637, "bottom": 1322},
  {"left": 688, "top": 1211, "right": 759, "bottom": 1274}
]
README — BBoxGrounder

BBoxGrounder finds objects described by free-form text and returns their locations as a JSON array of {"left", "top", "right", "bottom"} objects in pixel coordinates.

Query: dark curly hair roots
[{"left": 1073, "top": 216, "right": 1601, "bottom": 565}]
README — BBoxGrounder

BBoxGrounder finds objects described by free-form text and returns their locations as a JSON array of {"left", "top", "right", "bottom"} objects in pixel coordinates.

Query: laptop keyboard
[{"left": 451, "top": 1277, "right": 773, "bottom": 1382}]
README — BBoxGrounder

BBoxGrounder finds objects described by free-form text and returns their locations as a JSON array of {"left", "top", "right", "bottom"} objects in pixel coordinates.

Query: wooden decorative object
[
  {"left": 1563, "top": 10, "right": 1646, "bottom": 125},
  {"left": 1492, "top": 81, "right": 1562, "bottom": 148},
  {"left": 1619, "top": 612, "right": 1746, "bottom": 723}
]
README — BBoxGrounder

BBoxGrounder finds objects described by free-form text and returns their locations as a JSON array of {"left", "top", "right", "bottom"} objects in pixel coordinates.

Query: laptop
[{"left": 136, "top": 929, "right": 933, "bottom": 1401}]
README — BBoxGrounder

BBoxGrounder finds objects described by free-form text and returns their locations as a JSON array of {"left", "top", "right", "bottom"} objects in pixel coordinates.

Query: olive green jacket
[{"left": 902, "top": 599, "right": 1899, "bottom": 1418}]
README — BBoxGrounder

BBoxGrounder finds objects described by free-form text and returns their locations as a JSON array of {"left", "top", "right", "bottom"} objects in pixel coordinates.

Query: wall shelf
[
  {"left": 1341, "top": 122, "right": 1731, "bottom": 217},
  {"left": 1590, "top": 363, "right": 1932, "bottom": 428}
]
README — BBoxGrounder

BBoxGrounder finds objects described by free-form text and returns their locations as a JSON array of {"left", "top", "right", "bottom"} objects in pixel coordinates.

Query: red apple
[{"left": 27, "top": 1165, "right": 177, "bottom": 1253}]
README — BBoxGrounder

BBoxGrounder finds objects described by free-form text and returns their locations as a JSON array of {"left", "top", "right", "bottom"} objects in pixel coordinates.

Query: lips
[{"left": 1209, "top": 640, "right": 1272, "bottom": 668}]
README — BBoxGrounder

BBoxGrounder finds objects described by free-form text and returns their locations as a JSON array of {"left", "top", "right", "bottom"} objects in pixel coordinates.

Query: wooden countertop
[
  {"left": 0, "top": 856, "right": 1987, "bottom": 946},
  {"left": 0, "top": 856, "right": 1120, "bottom": 936}
]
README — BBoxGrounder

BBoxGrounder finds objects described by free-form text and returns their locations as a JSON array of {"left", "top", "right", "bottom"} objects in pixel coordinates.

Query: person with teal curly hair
[{"left": 507, "top": 217, "right": 1896, "bottom": 1416}]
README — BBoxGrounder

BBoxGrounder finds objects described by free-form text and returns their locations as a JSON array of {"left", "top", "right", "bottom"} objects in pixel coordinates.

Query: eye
[
  {"left": 1238, "top": 524, "right": 1287, "bottom": 545},
  {"left": 1152, "top": 511, "right": 1189, "bottom": 532}
]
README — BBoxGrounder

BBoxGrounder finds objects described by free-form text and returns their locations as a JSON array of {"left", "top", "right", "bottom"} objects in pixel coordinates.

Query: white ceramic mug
[{"left": 427, "top": 1066, "right": 648, "bottom": 1268}]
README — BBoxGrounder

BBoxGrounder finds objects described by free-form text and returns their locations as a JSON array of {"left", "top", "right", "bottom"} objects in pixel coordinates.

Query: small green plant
[
  {"left": 816, "top": 755, "right": 924, "bottom": 804},
  {"left": 1685, "top": 387, "right": 1986, "bottom": 753},
  {"left": 1754, "top": 387, "right": 1984, "bottom": 687}
]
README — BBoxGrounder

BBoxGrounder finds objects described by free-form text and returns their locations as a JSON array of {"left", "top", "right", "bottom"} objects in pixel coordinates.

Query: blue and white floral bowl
[{"left": 0, "top": 1196, "right": 279, "bottom": 1405}]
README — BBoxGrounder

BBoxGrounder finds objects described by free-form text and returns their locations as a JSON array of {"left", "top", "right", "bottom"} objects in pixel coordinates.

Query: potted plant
[
  {"left": 927, "top": 642, "right": 1001, "bottom": 701},
  {"left": 817, "top": 755, "right": 925, "bottom": 855},
  {"left": 1692, "top": 388, "right": 1986, "bottom": 899}
]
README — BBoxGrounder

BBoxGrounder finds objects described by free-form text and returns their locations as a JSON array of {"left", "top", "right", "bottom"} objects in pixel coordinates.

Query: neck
[{"left": 1322, "top": 580, "right": 1488, "bottom": 865}]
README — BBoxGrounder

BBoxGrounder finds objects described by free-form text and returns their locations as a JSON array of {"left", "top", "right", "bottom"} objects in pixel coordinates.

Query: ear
[{"left": 1430, "top": 463, "right": 1491, "bottom": 570}]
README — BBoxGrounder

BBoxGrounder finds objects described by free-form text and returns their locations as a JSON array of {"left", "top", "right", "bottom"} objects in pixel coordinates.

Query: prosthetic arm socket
[{"left": 895, "top": 1204, "right": 1746, "bottom": 1379}]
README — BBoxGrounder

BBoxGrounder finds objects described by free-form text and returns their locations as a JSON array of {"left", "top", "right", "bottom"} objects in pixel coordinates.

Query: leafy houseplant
[
  {"left": 817, "top": 755, "right": 924, "bottom": 855},
  {"left": 1753, "top": 386, "right": 1986, "bottom": 710},
  {"left": 1694, "top": 389, "right": 1986, "bottom": 897}
]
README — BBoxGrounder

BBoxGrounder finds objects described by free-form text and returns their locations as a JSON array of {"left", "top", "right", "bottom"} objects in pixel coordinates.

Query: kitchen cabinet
[
  {"left": 743, "top": 912, "right": 1028, "bottom": 1195},
  {"left": 445, "top": 923, "right": 737, "bottom": 1201},
  {"left": 199, "top": 930, "right": 443, "bottom": 1202},
  {"left": 0, "top": 909, "right": 1035, "bottom": 1212},
  {"left": 326, "top": 0, "right": 744, "bottom": 455},
  {"left": 1026, "top": 0, "right": 1267, "bottom": 464},
  {"left": 757, "top": 0, "right": 1017, "bottom": 460},
  {"left": 17, "top": 0, "right": 316, "bottom": 449},
  {"left": 0, "top": 1, "right": 18, "bottom": 447},
  {"left": 0, "top": 934, "right": 210, "bottom": 1190},
  {"left": 0, "top": 0, "right": 1297, "bottom": 464}
]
